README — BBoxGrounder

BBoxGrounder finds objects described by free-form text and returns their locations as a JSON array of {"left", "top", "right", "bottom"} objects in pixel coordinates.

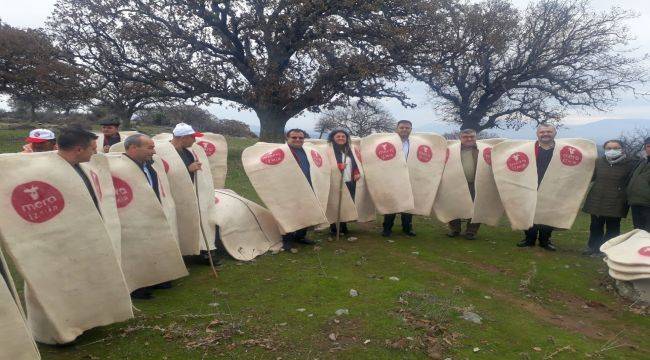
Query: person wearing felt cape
[{"left": 327, "top": 129, "right": 361, "bottom": 235}]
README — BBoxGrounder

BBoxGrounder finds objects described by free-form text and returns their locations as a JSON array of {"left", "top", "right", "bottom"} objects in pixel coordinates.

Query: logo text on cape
[
  {"left": 417, "top": 145, "right": 433, "bottom": 163},
  {"left": 483, "top": 147, "right": 492, "bottom": 165},
  {"left": 197, "top": 141, "right": 216, "bottom": 156},
  {"left": 507, "top": 152, "right": 529, "bottom": 172},
  {"left": 311, "top": 149, "right": 323, "bottom": 167},
  {"left": 560, "top": 145, "right": 582, "bottom": 166},
  {"left": 12, "top": 181, "right": 65, "bottom": 223},
  {"left": 112, "top": 176, "right": 133, "bottom": 208},
  {"left": 375, "top": 142, "right": 396, "bottom": 161},
  {"left": 261, "top": 148, "right": 284, "bottom": 165}
]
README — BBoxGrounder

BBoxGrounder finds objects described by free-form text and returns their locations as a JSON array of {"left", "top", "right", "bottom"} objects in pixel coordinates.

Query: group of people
[
  {"left": 14, "top": 119, "right": 650, "bottom": 257},
  {"left": 280, "top": 121, "right": 650, "bottom": 254}
]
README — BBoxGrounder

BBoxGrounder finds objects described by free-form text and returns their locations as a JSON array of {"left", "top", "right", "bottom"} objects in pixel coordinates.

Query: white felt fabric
[
  {"left": 406, "top": 133, "right": 447, "bottom": 216},
  {"left": 106, "top": 154, "right": 188, "bottom": 291},
  {"left": 197, "top": 133, "right": 228, "bottom": 189},
  {"left": 0, "top": 152, "right": 132, "bottom": 344},
  {"left": 360, "top": 133, "right": 414, "bottom": 215},
  {"left": 492, "top": 139, "right": 596, "bottom": 230},
  {"left": 0, "top": 246, "right": 40, "bottom": 359},
  {"left": 213, "top": 190, "right": 283, "bottom": 261},
  {"left": 242, "top": 143, "right": 328, "bottom": 234}
]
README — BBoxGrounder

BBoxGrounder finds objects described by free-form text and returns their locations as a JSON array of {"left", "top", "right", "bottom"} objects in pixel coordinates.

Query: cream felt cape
[
  {"left": 242, "top": 143, "right": 329, "bottom": 234},
  {"left": 0, "top": 246, "right": 40, "bottom": 359},
  {"left": 151, "top": 155, "right": 180, "bottom": 244},
  {"left": 600, "top": 230, "right": 650, "bottom": 273},
  {"left": 154, "top": 141, "right": 217, "bottom": 255},
  {"left": 197, "top": 133, "right": 228, "bottom": 189},
  {"left": 106, "top": 154, "right": 188, "bottom": 291},
  {"left": 305, "top": 139, "right": 363, "bottom": 224},
  {"left": 79, "top": 154, "right": 122, "bottom": 259},
  {"left": 96, "top": 131, "right": 139, "bottom": 153},
  {"left": 360, "top": 133, "right": 414, "bottom": 215},
  {"left": 213, "top": 189, "right": 283, "bottom": 261},
  {"left": 407, "top": 133, "right": 447, "bottom": 216},
  {"left": 0, "top": 152, "right": 132, "bottom": 344},
  {"left": 433, "top": 139, "right": 505, "bottom": 226},
  {"left": 492, "top": 139, "right": 597, "bottom": 230},
  {"left": 350, "top": 137, "right": 376, "bottom": 222}
]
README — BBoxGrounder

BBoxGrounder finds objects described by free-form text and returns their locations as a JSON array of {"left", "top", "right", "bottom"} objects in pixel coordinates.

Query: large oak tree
[
  {"left": 49, "top": 0, "right": 427, "bottom": 141},
  {"left": 402, "top": 0, "right": 646, "bottom": 131}
]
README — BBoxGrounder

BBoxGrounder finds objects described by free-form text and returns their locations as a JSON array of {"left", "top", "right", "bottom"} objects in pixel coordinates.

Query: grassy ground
[{"left": 1, "top": 126, "right": 649, "bottom": 359}]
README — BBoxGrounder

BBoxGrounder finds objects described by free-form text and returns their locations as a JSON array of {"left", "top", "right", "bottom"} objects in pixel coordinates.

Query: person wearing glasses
[{"left": 283, "top": 128, "right": 317, "bottom": 247}]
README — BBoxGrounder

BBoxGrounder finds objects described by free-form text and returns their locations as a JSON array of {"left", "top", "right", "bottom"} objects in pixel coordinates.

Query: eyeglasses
[{"left": 290, "top": 136, "right": 304, "bottom": 140}]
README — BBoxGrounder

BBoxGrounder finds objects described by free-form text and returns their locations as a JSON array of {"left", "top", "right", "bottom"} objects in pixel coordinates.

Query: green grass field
[{"left": 1, "top": 126, "right": 649, "bottom": 359}]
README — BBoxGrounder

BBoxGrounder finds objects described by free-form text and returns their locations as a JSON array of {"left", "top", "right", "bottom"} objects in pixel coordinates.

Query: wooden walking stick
[{"left": 335, "top": 152, "right": 347, "bottom": 242}]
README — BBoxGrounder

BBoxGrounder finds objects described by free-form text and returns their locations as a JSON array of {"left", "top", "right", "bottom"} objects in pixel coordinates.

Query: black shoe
[
  {"left": 295, "top": 237, "right": 316, "bottom": 245},
  {"left": 540, "top": 242, "right": 557, "bottom": 251},
  {"left": 130, "top": 288, "right": 154, "bottom": 300},
  {"left": 464, "top": 233, "right": 476, "bottom": 240},
  {"left": 152, "top": 281, "right": 172, "bottom": 290},
  {"left": 517, "top": 239, "right": 535, "bottom": 247},
  {"left": 381, "top": 230, "right": 392, "bottom": 237},
  {"left": 282, "top": 240, "right": 292, "bottom": 251},
  {"left": 447, "top": 231, "right": 460, "bottom": 238},
  {"left": 582, "top": 248, "right": 596, "bottom": 256},
  {"left": 403, "top": 230, "right": 416, "bottom": 237}
]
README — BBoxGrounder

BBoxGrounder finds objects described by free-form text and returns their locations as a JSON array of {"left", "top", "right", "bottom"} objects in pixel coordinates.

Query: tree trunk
[
  {"left": 256, "top": 110, "right": 290, "bottom": 143},
  {"left": 29, "top": 104, "right": 37, "bottom": 122}
]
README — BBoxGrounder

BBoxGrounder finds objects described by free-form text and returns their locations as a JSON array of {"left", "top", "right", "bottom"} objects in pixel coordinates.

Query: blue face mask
[{"left": 604, "top": 149, "right": 623, "bottom": 159}]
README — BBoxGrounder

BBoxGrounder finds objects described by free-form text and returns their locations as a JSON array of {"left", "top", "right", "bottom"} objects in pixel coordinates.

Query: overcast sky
[{"left": 1, "top": 0, "right": 648, "bottom": 130}]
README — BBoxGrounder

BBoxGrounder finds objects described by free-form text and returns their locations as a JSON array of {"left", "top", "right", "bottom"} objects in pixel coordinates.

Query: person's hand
[
  {"left": 353, "top": 173, "right": 361, "bottom": 182},
  {"left": 188, "top": 161, "right": 202, "bottom": 172},
  {"left": 103, "top": 145, "right": 110, "bottom": 153}
]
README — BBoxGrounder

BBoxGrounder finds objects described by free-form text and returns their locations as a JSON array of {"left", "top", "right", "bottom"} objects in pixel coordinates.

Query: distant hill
[{"left": 418, "top": 118, "right": 650, "bottom": 144}]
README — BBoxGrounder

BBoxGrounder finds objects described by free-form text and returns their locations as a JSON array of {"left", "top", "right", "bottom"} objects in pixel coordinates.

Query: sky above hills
[{"left": 1, "top": 0, "right": 648, "bottom": 133}]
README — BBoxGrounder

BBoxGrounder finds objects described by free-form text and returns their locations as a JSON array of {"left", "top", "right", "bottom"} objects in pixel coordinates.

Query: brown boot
[{"left": 447, "top": 219, "right": 461, "bottom": 237}]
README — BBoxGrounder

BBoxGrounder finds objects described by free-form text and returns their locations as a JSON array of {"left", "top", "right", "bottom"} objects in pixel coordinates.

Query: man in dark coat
[
  {"left": 627, "top": 137, "right": 650, "bottom": 231},
  {"left": 100, "top": 118, "right": 122, "bottom": 153},
  {"left": 517, "top": 124, "right": 557, "bottom": 251},
  {"left": 283, "top": 128, "right": 316, "bottom": 248},
  {"left": 582, "top": 140, "right": 636, "bottom": 255},
  {"left": 56, "top": 126, "right": 100, "bottom": 211},
  {"left": 382, "top": 120, "right": 416, "bottom": 237}
]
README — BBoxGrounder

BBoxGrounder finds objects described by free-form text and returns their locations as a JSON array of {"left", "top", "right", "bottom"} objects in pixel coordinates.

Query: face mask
[{"left": 604, "top": 149, "right": 622, "bottom": 159}]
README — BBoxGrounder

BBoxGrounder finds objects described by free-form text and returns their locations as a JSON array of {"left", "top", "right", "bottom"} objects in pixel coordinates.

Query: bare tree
[
  {"left": 315, "top": 102, "right": 396, "bottom": 138},
  {"left": 49, "top": 0, "right": 432, "bottom": 141},
  {"left": 0, "top": 22, "right": 90, "bottom": 120},
  {"left": 619, "top": 127, "right": 650, "bottom": 159},
  {"left": 402, "top": 0, "right": 646, "bottom": 131}
]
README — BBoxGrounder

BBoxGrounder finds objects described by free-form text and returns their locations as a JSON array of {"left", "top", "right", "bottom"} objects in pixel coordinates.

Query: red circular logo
[
  {"left": 261, "top": 148, "right": 285, "bottom": 165},
  {"left": 112, "top": 176, "right": 133, "bottom": 209},
  {"left": 560, "top": 146, "right": 582, "bottom": 166},
  {"left": 354, "top": 147, "right": 363, "bottom": 164},
  {"left": 162, "top": 159, "right": 170, "bottom": 173},
  {"left": 214, "top": 196, "right": 220, "bottom": 204},
  {"left": 445, "top": 148, "right": 450, "bottom": 164},
  {"left": 11, "top": 181, "right": 65, "bottom": 223},
  {"left": 507, "top": 152, "right": 529, "bottom": 172},
  {"left": 638, "top": 246, "right": 650, "bottom": 257},
  {"left": 197, "top": 141, "right": 216, "bottom": 157},
  {"left": 417, "top": 145, "right": 433, "bottom": 163},
  {"left": 483, "top": 147, "right": 492, "bottom": 166},
  {"left": 311, "top": 149, "right": 323, "bottom": 167},
  {"left": 375, "top": 142, "right": 396, "bottom": 161},
  {"left": 90, "top": 170, "right": 103, "bottom": 200}
]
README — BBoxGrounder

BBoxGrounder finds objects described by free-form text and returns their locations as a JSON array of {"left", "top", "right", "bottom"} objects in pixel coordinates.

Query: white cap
[
  {"left": 26, "top": 129, "right": 56, "bottom": 143},
  {"left": 172, "top": 123, "right": 203, "bottom": 137}
]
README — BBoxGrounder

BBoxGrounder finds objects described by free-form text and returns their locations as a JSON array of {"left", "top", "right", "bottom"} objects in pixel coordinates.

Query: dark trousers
[
  {"left": 383, "top": 213, "right": 413, "bottom": 232},
  {"left": 282, "top": 228, "right": 308, "bottom": 242},
  {"left": 448, "top": 219, "right": 481, "bottom": 234},
  {"left": 330, "top": 181, "right": 356, "bottom": 234},
  {"left": 631, "top": 205, "right": 650, "bottom": 231},
  {"left": 524, "top": 224, "right": 554, "bottom": 245},
  {"left": 588, "top": 215, "right": 621, "bottom": 251}
]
